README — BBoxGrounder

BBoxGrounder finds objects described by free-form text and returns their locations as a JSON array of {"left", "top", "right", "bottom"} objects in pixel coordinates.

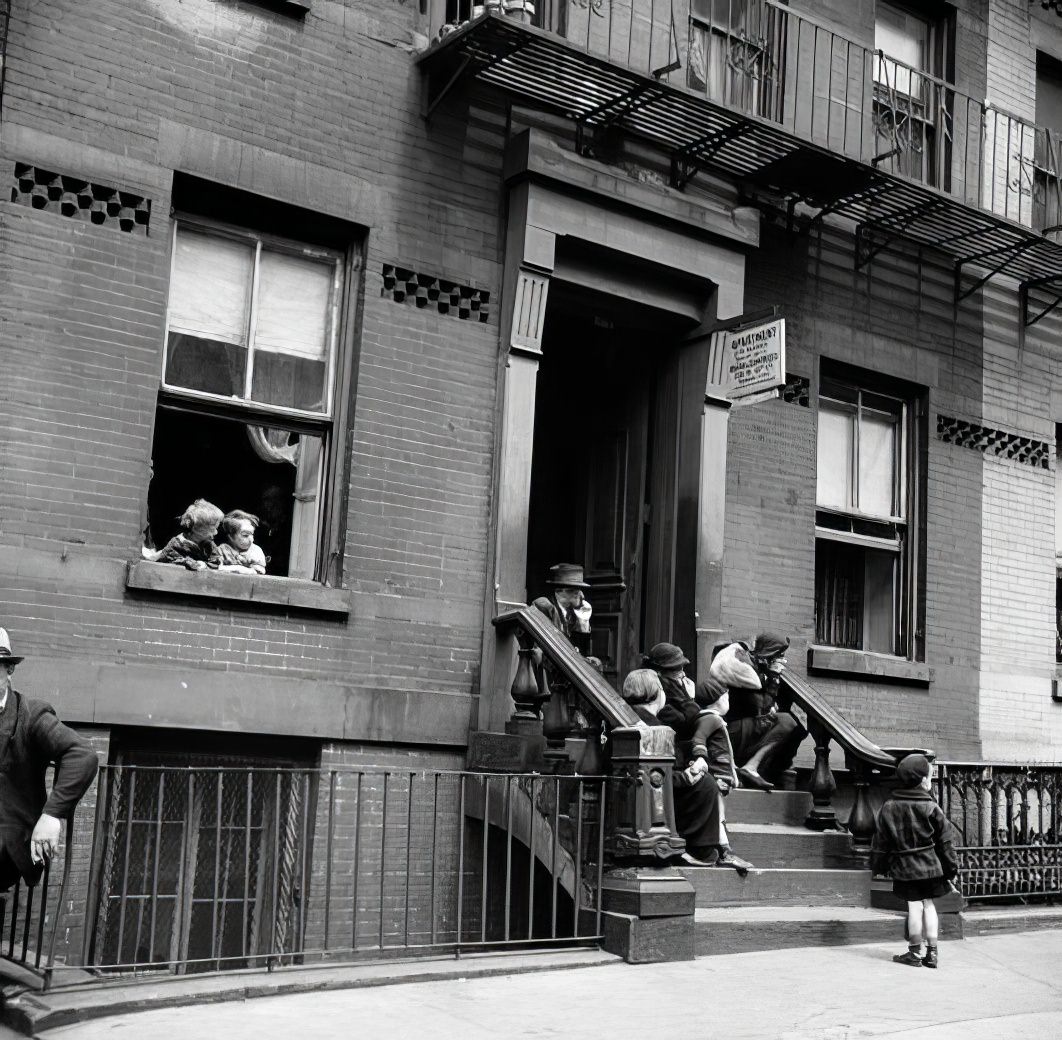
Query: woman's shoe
[
  {"left": 892, "top": 950, "right": 924, "bottom": 967},
  {"left": 922, "top": 946, "right": 938, "bottom": 969},
  {"left": 737, "top": 766, "right": 774, "bottom": 791}
]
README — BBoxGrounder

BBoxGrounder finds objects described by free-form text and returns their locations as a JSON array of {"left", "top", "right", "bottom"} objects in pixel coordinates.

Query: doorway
[{"left": 525, "top": 285, "right": 698, "bottom": 687}]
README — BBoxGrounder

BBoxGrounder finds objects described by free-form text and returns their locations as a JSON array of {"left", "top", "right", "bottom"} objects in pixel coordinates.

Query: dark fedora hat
[
  {"left": 546, "top": 563, "right": 590, "bottom": 589},
  {"left": 0, "top": 627, "right": 24, "bottom": 666},
  {"left": 643, "top": 642, "right": 689, "bottom": 670}
]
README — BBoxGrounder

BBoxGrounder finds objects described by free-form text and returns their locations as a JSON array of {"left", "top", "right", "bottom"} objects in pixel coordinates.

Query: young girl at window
[
  {"left": 155, "top": 499, "right": 224, "bottom": 571},
  {"left": 217, "top": 510, "right": 268, "bottom": 575}
]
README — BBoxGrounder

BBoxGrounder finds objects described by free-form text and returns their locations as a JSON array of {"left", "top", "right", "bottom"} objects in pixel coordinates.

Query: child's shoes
[{"left": 892, "top": 949, "right": 924, "bottom": 967}]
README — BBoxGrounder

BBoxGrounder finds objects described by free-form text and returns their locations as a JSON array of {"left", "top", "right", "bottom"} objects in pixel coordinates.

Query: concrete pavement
[{"left": 31, "top": 930, "right": 1062, "bottom": 1040}]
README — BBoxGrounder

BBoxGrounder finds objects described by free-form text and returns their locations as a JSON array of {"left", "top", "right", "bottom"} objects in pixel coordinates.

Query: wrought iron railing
[
  {"left": 2, "top": 765, "right": 608, "bottom": 991},
  {"left": 935, "top": 761, "right": 1062, "bottom": 902},
  {"left": 425, "top": 1, "right": 1062, "bottom": 237}
]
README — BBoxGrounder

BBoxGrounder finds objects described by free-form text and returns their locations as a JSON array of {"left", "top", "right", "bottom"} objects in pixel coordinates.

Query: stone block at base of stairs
[
  {"left": 678, "top": 865, "right": 872, "bottom": 907},
  {"left": 693, "top": 906, "right": 914, "bottom": 955},
  {"left": 602, "top": 910, "right": 695, "bottom": 963}
]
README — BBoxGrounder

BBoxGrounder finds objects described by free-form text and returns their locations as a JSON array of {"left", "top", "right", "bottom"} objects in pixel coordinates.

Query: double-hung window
[
  {"left": 815, "top": 376, "right": 920, "bottom": 657},
  {"left": 149, "top": 199, "right": 353, "bottom": 583}
]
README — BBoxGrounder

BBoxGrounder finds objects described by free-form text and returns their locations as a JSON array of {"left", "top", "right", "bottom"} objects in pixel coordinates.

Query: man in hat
[
  {"left": 532, "top": 563, "right": 594, "bottom": 657},
  {"left": 0, "top": 627, "right": 98, "bottom": 893},
  {"left": 722, "top": 632, "right": 806, "bottom": 790}
]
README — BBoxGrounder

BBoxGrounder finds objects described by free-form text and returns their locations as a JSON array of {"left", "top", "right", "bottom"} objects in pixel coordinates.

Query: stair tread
[
  {"left": 679, "top": 866, "right": 868, "bottom": 876},
  {"left": 725, "top": 821, "right": 848, "bottom": 837},
  {"left": 695, "top": 905, "right": 901, "bottom": 923}
]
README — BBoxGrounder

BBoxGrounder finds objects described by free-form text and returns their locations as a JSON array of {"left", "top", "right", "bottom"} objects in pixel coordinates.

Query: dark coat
[
  {"left": 870, "top": 787, "right": 959, "bottom": 881},
  {"left": 0, "top": 691, "right": 99, "bottom": 884}
]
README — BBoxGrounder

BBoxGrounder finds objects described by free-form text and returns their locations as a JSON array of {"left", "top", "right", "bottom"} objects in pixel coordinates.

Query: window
[
  {"left": 1034, "top": 53, "right": 1062, "bottom": 234},
  {"left": 1055, "top": 425, "right": 1062, "bottom": 663},
  {"left": 814, "top": 374, "right": 922, "bottom": 657},
  {"left": 147, "top": 178, "right": 359, "bottom": 583},
  {"left": 872, "top": 2, "right": 950, "bottom": 187},
  {"left": 687, "top": 0, "right": 782, "bottom": 120}
]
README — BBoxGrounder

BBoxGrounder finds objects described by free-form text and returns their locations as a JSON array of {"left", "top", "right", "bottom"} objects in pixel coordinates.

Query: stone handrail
[
  {"left": 492, "top": 605, "right": 640, "bottom": 729},
  {"left": 492, "top": 606, "right": 684, "bottom": 862}
]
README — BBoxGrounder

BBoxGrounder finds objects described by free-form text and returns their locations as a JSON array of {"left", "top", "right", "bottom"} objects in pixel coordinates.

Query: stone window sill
[
  {"left": 126, "top": 561, "right": 350, "bottom": 616},
  {"left": 807, "top": 645, "right": 932, "bottom": 686}
]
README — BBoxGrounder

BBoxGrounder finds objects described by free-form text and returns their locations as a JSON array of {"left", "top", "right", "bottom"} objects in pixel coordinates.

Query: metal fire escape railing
[{"left": 420, "top": 2, "right": 1062, "bottom": 326}]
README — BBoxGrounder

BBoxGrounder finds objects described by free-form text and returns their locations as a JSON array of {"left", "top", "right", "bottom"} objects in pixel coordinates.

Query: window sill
[
  {"left": 807, "top": 646, "right": 932, "bottom": 686},
  {"left": 126, "top": 561, "right": 350, "bottom": 616}
]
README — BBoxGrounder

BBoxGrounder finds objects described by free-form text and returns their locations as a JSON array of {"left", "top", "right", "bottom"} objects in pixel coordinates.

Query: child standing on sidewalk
[{"left": 871, "top": 753, "right": 960, "bottom": 969}]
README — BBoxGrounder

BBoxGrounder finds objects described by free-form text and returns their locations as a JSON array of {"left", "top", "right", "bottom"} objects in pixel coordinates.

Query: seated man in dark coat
[
  {"left": 721, "top": 632, "right": 806, "bottom": 791},
  {"left": 0, "top": 628, "right": 99, "bottom": 893},
  {"left": 532, "top": 562, "right": 593, "bottom": 656}
]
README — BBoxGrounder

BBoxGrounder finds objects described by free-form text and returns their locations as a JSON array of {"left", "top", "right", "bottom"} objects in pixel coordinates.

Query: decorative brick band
[
  {"left": 937, "top": 414, "right": 1051, "bottom": 469},
  {"left": 10, "top": 162, "right": 151, "bottom": 234},
  {"left": 381, "top": 264, "right": 490, "bottom": 322},
  {"left": 781, "top": 374, "right": 810, "bottom": 407}
]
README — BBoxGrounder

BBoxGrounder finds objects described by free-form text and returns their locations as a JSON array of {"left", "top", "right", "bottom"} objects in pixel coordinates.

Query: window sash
[
  {"left": 817, "top": 388, "right": 906, "bottom": 522},
  {"left": 163, "top": 219, "right": 342, "bottom": 422}
]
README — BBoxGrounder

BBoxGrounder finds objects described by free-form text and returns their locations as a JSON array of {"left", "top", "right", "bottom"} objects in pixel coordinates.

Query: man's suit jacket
[{"left": 0, "top": 690, "right": 99, "bottom": 884}]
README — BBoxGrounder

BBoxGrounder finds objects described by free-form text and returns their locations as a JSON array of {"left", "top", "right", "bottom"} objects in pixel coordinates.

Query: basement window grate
[{"left": 9, "top": 162, "right": 151, "bottom": 234}]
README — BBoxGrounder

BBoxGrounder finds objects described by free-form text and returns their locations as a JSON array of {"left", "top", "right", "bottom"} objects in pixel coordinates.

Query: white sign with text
[{"left": 708, "top": 317, "right": 786, "bottom": 406}]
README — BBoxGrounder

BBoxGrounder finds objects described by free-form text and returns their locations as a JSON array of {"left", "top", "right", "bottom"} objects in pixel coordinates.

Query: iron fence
[
  {"left": 935, "top": 762, "right": 1062, "bottom": 902},
  {"left": 1, "top": 767, "right": 608, "bottom": 989}
]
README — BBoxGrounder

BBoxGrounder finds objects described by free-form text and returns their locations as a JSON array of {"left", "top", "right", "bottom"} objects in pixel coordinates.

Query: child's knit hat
[{"left": 896, "top": 753, "right": 931, "bottom": 785}]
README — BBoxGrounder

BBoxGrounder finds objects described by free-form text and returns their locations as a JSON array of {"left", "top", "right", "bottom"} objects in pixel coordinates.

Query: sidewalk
[{"left": 28, "top": 929, "right": 1062, "bottom": 1040}]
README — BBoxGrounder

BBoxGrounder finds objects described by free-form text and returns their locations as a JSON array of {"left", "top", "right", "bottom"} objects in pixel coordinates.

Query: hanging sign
[{"left": 707, "top": 315, "right": 786, "bottom": 406}]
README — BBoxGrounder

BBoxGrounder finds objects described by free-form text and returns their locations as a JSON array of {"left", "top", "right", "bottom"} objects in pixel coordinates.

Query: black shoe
[
  {"left": 737, "top": 766, "right": 774, "bottom": 791},
  {"left": 682, "top": 846, "right": 719, "bottom": 866},
  {"left": 922, "top": 947, "right": 938, "bottom": 969},
  {"left": 714, "top": 849, "right": 753, "bottom": 876},
  {"left": 892, "top": 950, "right": 923, "bottom": 967}
]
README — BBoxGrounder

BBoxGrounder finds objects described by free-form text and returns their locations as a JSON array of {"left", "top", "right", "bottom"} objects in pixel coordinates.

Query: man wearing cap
[
  {"left": 0, "top": 628, "right": 98, "bottom": 893},
  {"left": 532, "top": 563, "right": 594, "bottom": 657},
  {"left": 722, "top": 632, "right": 806, "bottom": 791}
]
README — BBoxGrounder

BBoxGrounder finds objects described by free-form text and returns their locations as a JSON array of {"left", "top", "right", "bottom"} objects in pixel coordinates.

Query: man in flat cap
[{"left": 0, "top": 627, "right": 98, "bottom": 894}]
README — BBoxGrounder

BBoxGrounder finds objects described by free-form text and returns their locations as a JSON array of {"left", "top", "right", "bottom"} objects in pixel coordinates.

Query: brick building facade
[{"left": 2, "top": 1, "right": 1062, "bottom": 884}]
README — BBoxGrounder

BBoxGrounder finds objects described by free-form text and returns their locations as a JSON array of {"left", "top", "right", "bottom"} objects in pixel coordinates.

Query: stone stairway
[{"left": 677, "top": 787, "right": 910, "bottom": 955}]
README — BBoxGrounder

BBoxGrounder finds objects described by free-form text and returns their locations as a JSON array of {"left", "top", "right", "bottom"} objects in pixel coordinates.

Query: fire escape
[{"left": 420, "top": 1, "right": 1062, "bottom": 327}]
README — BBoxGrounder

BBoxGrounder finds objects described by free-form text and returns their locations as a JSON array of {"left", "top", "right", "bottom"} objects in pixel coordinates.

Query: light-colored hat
[{"left": 0, "top": 627, "right": 24, "bottom": 665}]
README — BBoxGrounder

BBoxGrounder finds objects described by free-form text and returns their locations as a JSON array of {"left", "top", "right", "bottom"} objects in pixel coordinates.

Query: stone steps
[
  {"left": 693, "top": 905, "right": 908, "bottom": 955},
  {"left": 724, "top": 821, "right": 853, "bottom": 869},
  {"left": 677, "top": 865, "right": 871, "bottom": 907},
  {"left": 725, "top": 788, "right": 812, "bottom": 826}
]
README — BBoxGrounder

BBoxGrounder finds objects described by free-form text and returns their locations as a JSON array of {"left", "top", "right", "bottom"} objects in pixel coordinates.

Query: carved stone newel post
[{"left": 607, "top": 725, "right": 685, "bottom": 861}]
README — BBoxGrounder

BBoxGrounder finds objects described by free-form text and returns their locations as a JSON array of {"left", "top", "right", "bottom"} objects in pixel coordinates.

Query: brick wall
[
  {"left": 727, "top": 221, "right": 985, "bottom": 758},
  {"left": 0, "top": 0, "right": 505, "bottom": 748}
]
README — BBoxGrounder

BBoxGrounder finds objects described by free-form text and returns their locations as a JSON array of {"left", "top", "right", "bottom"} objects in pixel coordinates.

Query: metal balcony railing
[{"left": 421, "top": 2, "right": 1062, "bottom": 323}]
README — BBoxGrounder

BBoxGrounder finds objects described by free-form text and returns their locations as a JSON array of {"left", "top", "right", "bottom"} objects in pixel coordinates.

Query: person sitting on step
[{"left": 623, "top": 664, "right": 752, "bottom": 875}]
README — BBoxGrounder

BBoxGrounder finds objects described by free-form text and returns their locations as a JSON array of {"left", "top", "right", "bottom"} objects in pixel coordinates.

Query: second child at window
[
  {"left": 217, "top": 510, "right": 268, "bottom": 575},
  {"left": 155, "top": 499, "right": 224, "bottom": 571}
]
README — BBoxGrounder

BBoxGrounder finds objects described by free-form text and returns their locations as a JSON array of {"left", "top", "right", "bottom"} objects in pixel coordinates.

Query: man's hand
[{"left": 30, "top": 813, "right": 62, "bottom": 865}]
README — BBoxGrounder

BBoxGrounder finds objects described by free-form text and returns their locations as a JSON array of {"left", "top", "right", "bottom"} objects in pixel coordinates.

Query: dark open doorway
[{"left": 525, "top": 283, "right": 700, "bottom": 687}]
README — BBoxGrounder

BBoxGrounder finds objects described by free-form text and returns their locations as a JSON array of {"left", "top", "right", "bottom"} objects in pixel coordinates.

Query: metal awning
[{"left": 419, "top": 12, "right": 1062, "bottom": 326}]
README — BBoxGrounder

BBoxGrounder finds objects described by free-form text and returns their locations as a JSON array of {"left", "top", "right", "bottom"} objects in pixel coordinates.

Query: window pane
[
  {"left": 168, "top": 230, "right": 254, "bottom": 347},
  {"left": 817, "top": 406, "right": 854, "bottom": 510},
  {"left": 815, "top": 540, "right": 863, "bottom": 649},
  {"left": 251, "top": 250, "right": 333, "bottom": 413},
  {"left": 858, "top": 409, "right": 898, "bottom": 517},
  {"left": 874, "top": 3, "right": 928, "bottom": 94},
  {"left": 166, "top": 229, "right": 254, "bottom": 396},
  {"left": 864, "top": 548, "right": 897, "bottom": 654}
]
